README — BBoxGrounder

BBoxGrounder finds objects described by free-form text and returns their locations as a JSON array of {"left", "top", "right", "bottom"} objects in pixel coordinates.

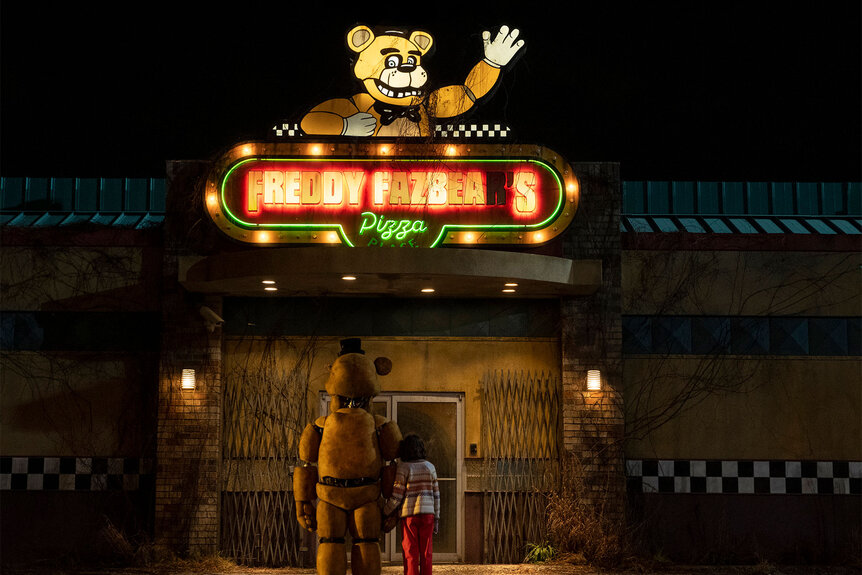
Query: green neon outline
[{"left": 218, "top": 156, "right": 566, "bottom": 248}]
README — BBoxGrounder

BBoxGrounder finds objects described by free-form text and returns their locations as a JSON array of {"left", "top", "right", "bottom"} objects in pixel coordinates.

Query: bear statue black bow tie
[{"left": 373, "top": 102, "right": 421, "bottom": 126}]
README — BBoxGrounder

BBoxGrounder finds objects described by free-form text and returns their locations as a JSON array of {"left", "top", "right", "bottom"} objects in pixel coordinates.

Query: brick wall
[
  {"left": 560, "top": 162, "right": 625, "bottom": 521},
  {"left": 154, "top": 161, "right": 223, "bottom": 556}
]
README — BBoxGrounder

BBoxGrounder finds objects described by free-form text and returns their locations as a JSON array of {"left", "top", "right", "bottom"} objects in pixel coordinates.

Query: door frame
[{"left": 318, "top": 391, "right": 464, "bottom": 563}]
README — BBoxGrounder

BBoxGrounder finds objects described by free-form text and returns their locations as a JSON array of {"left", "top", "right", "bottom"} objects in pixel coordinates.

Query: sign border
[{"left": 204, "top": 141, "right": 579, "bottom": 247}]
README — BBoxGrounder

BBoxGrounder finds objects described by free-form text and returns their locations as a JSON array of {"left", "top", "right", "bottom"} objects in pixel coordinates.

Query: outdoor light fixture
[
  {"left": 586, "top": 370, "right": 602, "bottom": 391},
  {"left": 181, "top": 369, "right": 196, "bottom": 390}
]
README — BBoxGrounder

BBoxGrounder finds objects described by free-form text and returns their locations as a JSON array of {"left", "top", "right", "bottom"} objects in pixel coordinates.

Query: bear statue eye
[
  {"left": 385, "top": 55, "right": 401, "bottom": 69},
  {"left": 406, "top": 56, "right": 417, "bottom": 67}
]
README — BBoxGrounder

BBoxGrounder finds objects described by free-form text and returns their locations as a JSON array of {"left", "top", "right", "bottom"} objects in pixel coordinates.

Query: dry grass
[{"left": 544, "top": 455, "right": 631, "bottom": 568}]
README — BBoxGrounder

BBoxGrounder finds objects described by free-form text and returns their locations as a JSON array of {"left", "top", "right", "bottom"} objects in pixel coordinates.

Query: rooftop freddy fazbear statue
[
  {"left": 294, "top": 338, "right": 402, "bottom": 575},
  {"left": 301, "top": 24, "right": 525, "bottom": 137}
]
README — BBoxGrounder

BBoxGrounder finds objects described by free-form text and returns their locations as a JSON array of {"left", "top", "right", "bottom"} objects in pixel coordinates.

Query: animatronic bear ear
[
  {"left": 409, "top": 31, "right": 433, "bottom": 55},
  {"left": 347, "top": 25, "right": 375, "bottom": 53},
  {"left": 374, "top": 357, "right": 392, "bottom": 376}
]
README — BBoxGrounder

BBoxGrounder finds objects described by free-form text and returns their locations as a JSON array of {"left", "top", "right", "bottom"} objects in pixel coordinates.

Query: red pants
[{"left": 401, "top": 513, "right": 434, "bottom": 575}]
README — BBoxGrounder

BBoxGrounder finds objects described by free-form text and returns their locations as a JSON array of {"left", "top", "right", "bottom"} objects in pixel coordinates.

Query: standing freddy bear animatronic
[
  {"left": 293, "top": 339, "right": 403, "bottom": 575},
  {"left": 301, "top": 24, "right": 526, "bottom": 138}
]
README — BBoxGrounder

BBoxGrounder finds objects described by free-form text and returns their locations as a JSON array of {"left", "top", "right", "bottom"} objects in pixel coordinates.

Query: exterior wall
[
  {"left": 622, "top": 242, "right": 861, "bottom": 561},
  {"left": 224, "top": 336, "right": 561, "bottom": 461},
  {"left": 0, "top": 225, "right": 161, "bottom": 567},
  {"left": 560, "top": 162, "right": 625, "bottom": 522},
  {"left": 153, "top": 161, "right": 224, "bottom": 557}
]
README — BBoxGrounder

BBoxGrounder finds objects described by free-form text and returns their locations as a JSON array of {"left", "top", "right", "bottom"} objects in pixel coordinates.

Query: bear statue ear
[
  {"left": 347, "top": 25, "right": 375, "bottom": 53},
  {"left": 374, "top": 357, "right": 392, "bottom": 376},
  {"left": 409, "top": 30, "right": 434, "bottom": 55}
]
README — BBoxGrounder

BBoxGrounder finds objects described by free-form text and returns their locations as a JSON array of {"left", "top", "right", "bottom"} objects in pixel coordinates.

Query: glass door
[
  {"left": 389, "top": 394, "right": 463, "bottom": 564},
  {"left": 318, "top": 393, "right": 463, "bottom": 563}
]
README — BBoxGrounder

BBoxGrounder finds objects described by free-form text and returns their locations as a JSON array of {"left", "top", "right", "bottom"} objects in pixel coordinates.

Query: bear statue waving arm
[
  {"left": 300, "top": 25, "right": 525, "bottom": 137},
  {"left": 429, "top": 25, "right": 526, "bottom": 120},
  {"left": 293, "top": 416, "right": 326, "bottom": 531}
]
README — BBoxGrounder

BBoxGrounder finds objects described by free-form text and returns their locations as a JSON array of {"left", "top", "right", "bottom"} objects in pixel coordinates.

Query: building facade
[{"left": 1, "top": 168, "right": 859, "bottom": 566}]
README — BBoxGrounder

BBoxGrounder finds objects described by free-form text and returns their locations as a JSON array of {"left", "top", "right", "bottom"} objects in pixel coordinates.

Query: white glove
[
  {"left": 343, "top": 112, "right": 377, "bottom": 136},
  {"left": 483, "top": 26, "right": 525, "bottom": 68}
]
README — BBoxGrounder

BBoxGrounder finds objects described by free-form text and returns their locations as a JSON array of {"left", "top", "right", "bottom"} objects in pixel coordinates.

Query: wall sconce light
[
  {"left": 181, "top": 369, "right": 196, "bottom": 390},
  {"left": 586, "top": 369, "right": 602, "bottom": 391}
]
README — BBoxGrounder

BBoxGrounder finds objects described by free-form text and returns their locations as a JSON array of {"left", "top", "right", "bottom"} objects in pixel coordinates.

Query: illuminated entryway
[{"left": 321, "top": 392, "right": 464, "bottom": 563}]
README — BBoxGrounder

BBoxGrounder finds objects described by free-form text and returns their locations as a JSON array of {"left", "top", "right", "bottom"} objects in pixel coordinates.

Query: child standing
[{"left": 382, "top": 433, "right": 440, "bottom": 575}]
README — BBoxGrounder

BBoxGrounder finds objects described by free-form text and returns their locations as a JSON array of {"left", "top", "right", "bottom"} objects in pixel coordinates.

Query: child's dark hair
[{"left": 399, "top": 433, "right": 427, "bottom": 461}]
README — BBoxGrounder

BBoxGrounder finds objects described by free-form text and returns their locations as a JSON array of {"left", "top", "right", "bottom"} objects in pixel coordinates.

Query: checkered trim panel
[
  {"left": 627, "top": 459, "right": 862, "bottom": 494},
  {"left": 0, "top": 457, "right": 153, "bottom": 491},
  {"left": 270, "top": 123, "right": 511, "bottom": 139},
  {"left": 434, "top": 124, "right": 510, "bottom": 139},
  {"left": 272, "top": 123, "right": 302, "bottom": 138}
]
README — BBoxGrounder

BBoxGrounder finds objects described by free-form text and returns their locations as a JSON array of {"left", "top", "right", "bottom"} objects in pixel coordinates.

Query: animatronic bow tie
[{"left": 373, "top": 102, "right": 422, "bottom": 126}]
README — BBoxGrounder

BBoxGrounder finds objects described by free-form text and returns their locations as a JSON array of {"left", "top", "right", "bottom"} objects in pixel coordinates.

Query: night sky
[{"left": 1, "top": 2, "right": 859, "bottom": 182}]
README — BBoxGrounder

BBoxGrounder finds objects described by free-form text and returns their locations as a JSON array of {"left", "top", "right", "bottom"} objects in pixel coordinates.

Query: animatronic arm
[
  {"left": 429, "top": 25, "right": 526, "bottom": 119},
  {"left": 293, "top": 419, "right": 324, "bottom": 531},
  {"left": 375, "top": 416, "right": 403, "bottom": 498}
]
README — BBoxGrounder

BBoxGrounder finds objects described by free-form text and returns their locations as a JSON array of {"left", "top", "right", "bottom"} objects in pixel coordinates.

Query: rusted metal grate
[
  {"left": 221, "top": 343, "right": 312, "bottom": 566},
  {"left": 481, "top": 370, "right": 560, "bottom": 564}
]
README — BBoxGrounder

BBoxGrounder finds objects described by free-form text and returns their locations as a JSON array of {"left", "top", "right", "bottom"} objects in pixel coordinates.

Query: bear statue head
[
  {"left": 347, "top": 25, "right": 434, "bottom": 109},
  {"left": 326, "top": 338, "right": 392, "bottom": 412}
]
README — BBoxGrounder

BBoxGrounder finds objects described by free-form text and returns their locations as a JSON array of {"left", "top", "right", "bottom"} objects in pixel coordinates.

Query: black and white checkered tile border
[
  {"left": 627, "top": 459, "right": 862, "bottom": 495},
  {"left": 272, "top": 123, "right": 301, "bottom": 137},
  {"left": 434, "top": 123, "right": 510, "bottom": 139},
  {"left": 270, "top": 122, "right": 511, "bottom": 139},
  {"left": 0, "top": 457, "right": 153, "bottom": 491}
]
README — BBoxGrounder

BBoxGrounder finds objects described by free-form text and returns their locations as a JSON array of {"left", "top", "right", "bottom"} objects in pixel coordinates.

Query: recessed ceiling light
[
  {"left": 504, "top": 282, "right": 519, "bottom": 287},
  {"left": 262, "top": 280, "right": 276, "bottom": 285},
  {"left": 421, "top": 288, "right": 435, "bottom": 293},
  {"left": 342, "top": 275, "right": 357, "bottom": 281},
  {"left": 502, "top": 289, "right": 516, "bottom": 293},
  {"left": 264, "top": 287, "right": 278, "bottom": 292}
]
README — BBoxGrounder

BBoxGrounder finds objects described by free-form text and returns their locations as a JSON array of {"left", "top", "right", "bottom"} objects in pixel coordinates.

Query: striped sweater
[{"left": 383, "top": 459, "right": 440, "bottom": 519}]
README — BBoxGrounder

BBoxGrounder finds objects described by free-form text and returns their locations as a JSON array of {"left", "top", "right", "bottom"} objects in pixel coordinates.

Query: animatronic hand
[
  {"left": 343, "top": 112, "right": 378, "bottom": 136},
  {"left": 382, "top": 514, "right": 399, "bottom": 533},
  {"left": 482, "top": 26, "right": 525, "bottom": 68}
]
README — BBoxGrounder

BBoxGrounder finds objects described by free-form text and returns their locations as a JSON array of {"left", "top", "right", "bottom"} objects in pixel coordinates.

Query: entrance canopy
[{"left": 179, "top": 247, "right": 601, "bottom": 298}]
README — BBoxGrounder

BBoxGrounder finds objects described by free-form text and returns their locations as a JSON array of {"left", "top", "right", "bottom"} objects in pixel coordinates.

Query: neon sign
[{"left": 205, "top": 142, "right": 578, "bottom": 247}]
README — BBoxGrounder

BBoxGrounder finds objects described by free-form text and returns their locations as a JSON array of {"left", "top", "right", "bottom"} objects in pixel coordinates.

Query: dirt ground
[{"left": 32, "top": 563, "right": 859, "bottom": 575}]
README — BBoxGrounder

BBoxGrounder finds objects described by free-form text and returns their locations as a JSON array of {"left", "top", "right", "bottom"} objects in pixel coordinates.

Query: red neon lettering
[{"left": 513, "top": 170, "right": 537, "bottom": 214}]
